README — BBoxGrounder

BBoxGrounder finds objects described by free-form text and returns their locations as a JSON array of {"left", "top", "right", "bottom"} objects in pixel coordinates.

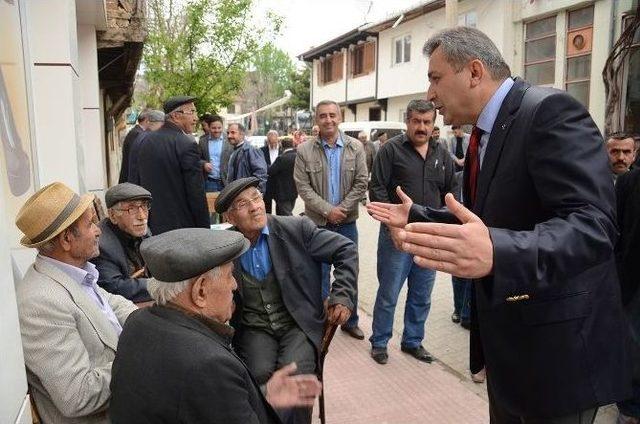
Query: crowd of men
[{"left": 11, "top": 25, "right": 640, "bottom": 424}]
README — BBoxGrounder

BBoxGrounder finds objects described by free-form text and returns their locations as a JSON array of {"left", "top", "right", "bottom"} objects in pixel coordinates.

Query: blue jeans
[
  {"left": 452, "top": 276, "right": 472, "bottom": 323},
  {"left": 370, "top": 225, "right": 436, "bottom": 349},
  {"left": 205, "top": 178, "right": 223, "bottom": 192},
  {"left": 321, "top": 221, "right": 359, "bottom": 328}
]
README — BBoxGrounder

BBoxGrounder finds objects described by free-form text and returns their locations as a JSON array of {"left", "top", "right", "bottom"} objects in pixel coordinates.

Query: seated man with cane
[{"left": 215, "top": 177, "right": 358, "bottom": 424}]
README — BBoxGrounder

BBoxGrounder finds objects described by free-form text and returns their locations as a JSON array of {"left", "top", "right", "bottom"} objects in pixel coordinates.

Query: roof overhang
[
  {"left": 76, "top": 0, "right": 108, "bottom": 30},
  {"left": 299, "top": 25, "right": 375, "bottom": 62},
  {"left": 363, "top": 0, "right": 445, "bottom": 33}
]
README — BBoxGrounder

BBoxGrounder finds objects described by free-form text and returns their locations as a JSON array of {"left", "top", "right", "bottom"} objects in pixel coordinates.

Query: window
[
  {"left": 318, "top": 52, "right": 344, "bottom": 85},
  {"left": 524, "top": 16, "right": 556, "bottom": 85},
  {"left": 622, "top": 15, "right": 640, "bottom": 134},
  {"left": 565, "top": 6, "right": 594, "bottom": 107},
  {"left": 458, "top": 11, "right": 477, "bottom": 28},
  {"left": 393, "top": 35, "right": 411, "bottom": 65},
  {"left": 350, "top": 41, "right": 376, "bottom": 77}
]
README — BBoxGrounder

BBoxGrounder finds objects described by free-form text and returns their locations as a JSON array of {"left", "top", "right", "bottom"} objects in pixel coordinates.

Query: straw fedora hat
[{"left": 16, "top": 182, "right": 95, "bottom": 248}]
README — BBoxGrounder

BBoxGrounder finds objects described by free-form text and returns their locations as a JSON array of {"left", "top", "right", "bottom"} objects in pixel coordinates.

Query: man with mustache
[
  {"left": 606, "top": 133, "right": 636, "bottom": 183},
  {"left": 368, "top": 99, "right": 457, "bottom": 365},
  {"left": 92, "top": 183, "right": 153, "bottom": 303}
]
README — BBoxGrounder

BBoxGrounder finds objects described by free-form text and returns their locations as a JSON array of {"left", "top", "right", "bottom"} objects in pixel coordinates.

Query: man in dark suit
[
  {"left": 261, "top": 130, "right": 282, "bottom": 213},
  {"left": 198, "top": 114, "right": 231, "bottom": 192},
  {"left": 368, "top": 27, "right": 629, "bottom": 423},
  {"left": 135, "top": 96, "right": 210, "bottom": 234},
  {"left": 118, "top": 110, "right": 164, "bottom": 183},
  {"left": 91, "top": 183, "right": 152, "bottom": 303},
  {"left": 268, "top": 137, "right": 297, "bottom": 216},
  {"left": 215, "top": 177, "right": 357, "bottom": 424},
  {"left": 110, "top": 228, "right": 322, "bottom": 424}
]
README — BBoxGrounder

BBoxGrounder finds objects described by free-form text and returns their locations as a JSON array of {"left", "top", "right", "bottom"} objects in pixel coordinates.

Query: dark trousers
[
  {"left": 488, "top": 379, "right": 597, "bottom": 424},
  {"left": 275, "top": 199, "right": 295, "bottom": 216},
  {"left": 235, "top": 325, "right": 316, "bottom": 424}
]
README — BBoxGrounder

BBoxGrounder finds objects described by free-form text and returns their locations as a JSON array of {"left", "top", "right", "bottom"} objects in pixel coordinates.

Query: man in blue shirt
[
  {"left": 216, "top": 177, "right": 357, "bottom": 424},
  {"left": 198, "top": 114, "right": 230, "bottom": 192}
]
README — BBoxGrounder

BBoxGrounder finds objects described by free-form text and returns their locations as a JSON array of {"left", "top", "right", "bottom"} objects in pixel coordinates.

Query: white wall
[
  {"left": 311, "top": 50, "right": 347, "bottom": 107},
  {"left": 354, "top": 101, "right": 378, "bottom": 121},
  {"left": 377, "top": 9, "right": 446, "bottom": 100},
  {"left": 347, "top": 71, "right": 375, "bottom": 102}
]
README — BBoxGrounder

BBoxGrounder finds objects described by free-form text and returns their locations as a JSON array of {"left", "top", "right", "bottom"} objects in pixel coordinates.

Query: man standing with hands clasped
[{"left": 368, "top": 27, "right": 629, "bottom": 423}]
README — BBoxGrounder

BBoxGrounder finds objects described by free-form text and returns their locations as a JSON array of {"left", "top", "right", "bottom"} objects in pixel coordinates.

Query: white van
[{"left": 339, "top": 121, "right": 406, "bottom": 141}]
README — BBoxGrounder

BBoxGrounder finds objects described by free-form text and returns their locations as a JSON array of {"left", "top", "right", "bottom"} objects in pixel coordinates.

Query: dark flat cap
[
  {"left": 215, "top": 177, "right": 260, "bottom": 213},
  {"left": 163, "top": 95, "right": 197, "bottom": 114},
  {"left": 105, "top": 183, "right": 152, "bottom": 208},
  {"left": 141, "top": 228, "right": 249, "bottom": 282}
]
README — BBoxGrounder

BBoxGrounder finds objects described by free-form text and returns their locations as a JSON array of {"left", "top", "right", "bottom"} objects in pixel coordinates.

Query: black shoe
[
  {"left": 341, "top": 325, "right": 365, "bottom": 340},
  {"left": 451, "top": 312, "right": 460, "bottom": 323},
  {"left": 371, "top": 347, "right": 388, "bottom": 364},
  {"left": 400, "top": 345, "right": 433, "bottom": 363},
  {"left": 460, "top": 321, "right": 471, "bottom": 330}
]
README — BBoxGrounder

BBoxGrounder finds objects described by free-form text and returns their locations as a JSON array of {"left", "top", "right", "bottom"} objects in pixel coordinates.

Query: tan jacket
[
  {"left": 294, "top": 132, "right": 368, "bottom": 225},
  {"left": 17, "top": 256, "right": 137, "bottom": 424}
]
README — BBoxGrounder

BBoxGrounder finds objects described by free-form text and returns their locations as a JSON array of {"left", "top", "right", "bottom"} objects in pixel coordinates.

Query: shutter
[
  {"left": 317, "top": 60, "right": 323, "bottom": 85},
  {"left": 364, "top": 42, "right": 375, "bottom": 74},
  {"left": 334, "top": 52, "right": 344, "bottom": 81}
]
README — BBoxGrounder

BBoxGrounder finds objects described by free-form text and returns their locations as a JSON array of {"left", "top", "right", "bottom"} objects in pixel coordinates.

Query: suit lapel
[
  {"left": 265, "top": 216, "right": 290, "bottom": 284},
  {"left": 34, "top": 257, "right": 120, "bottom": 351},
  {"left": 474, "top": 79, "right": 529, "bottom": 216}
]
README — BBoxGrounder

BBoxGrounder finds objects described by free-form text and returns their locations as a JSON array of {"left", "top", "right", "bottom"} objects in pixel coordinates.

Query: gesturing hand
[
  {"left": 366, "top": 186, "right": 413, "bottom": 228},
  {"left": 265, "top": 363, "right": 322, "bottom": 409},
  {"left": 398, "top": 193, "right": 493, "bottom": 278}
]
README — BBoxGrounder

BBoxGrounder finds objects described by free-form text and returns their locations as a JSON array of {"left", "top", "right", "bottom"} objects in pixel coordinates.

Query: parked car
[{"left": 339, "top": 121, "right": 406, "bottom": 141}]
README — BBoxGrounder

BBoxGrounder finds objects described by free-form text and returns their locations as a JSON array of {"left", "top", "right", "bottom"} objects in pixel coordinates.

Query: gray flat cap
[
  {"left": 215, "top": 177, "right": 260, "bottom": 214},
  {"left": 163, "top": 95, "right": 197, "bottom": 114},
  {"left": 147, "top": 109, "right": 165, "bottom": 122},
  {"left": 105, "top": 183, "right": 152, "bottom": 208},
  {"left": 140, "top": 228, "right": 249, "bottom": 282}
]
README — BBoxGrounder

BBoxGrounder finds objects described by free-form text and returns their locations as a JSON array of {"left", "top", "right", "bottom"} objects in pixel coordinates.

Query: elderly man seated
[
  {"left": 215, "top": 177, "right": 358, "bottom": 424},
  {"left": 14, "top": 182, "right": 137, "bottom": 424},
  {"left": 110, "top": 228, "right": 322, "bottom": 423},
  {"left": 91, "top": 183, "right": 152, "bottom": 303}
]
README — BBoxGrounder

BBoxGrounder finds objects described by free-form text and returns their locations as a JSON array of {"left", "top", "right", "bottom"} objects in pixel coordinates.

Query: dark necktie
[{"left": 464, "top": 126, "right": 483, "bottom": 207}]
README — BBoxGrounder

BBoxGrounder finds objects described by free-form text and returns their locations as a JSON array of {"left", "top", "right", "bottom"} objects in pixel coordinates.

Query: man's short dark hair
[
  {"left": 204, "top": 114, "right": 223, "bottom": 125},
  {"left": 229, "top": 122, "right": 245, "bottom": 133},
  {"left": 607, "top": 132, "right": 635, "bottom": 142},
  {"left": 433, "top": 126, "right": 440, "bottom": 131},
  {"left": 281, "top": 137, "right": 293, "bottom": 149},
  {"left": 405, "top": 100, "right": 436, "bottom": 120}
]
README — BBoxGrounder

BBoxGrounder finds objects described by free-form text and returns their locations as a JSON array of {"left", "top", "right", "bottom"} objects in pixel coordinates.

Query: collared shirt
[
  {"left": 207, "top": 135, "right": 224, "bottom": 179},
  {"left": 239, "top": 225, "right": 272, "bottom": 280},
  {"left": 38, "top": 254, "right": 123, "bottom": 335},
  {"left": 269, "top": 146, "right": 279, "bottom": 165},
  {"left": 322, "top": 135, "right": 344, "bottom": 205},
  {"left": 476, "top": 77, "right": 514, "bottom": 168}
]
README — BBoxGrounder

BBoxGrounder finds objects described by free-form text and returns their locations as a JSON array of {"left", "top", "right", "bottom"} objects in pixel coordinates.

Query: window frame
[
  {"left": 392, "top": 34, "right": 411, "bottom": 66},
  {"left": 564, "top": 5, "right": 594, "bottom": 108},
  {"left": 524, "top": 14, "right": 557, "bottom": 87}
]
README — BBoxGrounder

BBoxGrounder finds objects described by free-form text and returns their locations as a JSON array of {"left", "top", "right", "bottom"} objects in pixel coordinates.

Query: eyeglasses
[
  {"left": 176, "top": 109, "right": 198, "bottom": 116},
  {"left": 230, "top": 192, "right": 263, "bottom": 211},
  {"left": 115, "top": 203, "right": 151, "bottom": 215}
]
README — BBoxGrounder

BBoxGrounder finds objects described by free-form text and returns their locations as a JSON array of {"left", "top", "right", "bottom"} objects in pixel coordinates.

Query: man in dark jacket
[
  {"left": 110, "top": 228, "right": 321, "bottom": 424},
  {"left": 216, "top": 177, "right": 357, "bottom": 424},
  {"left": 261, "top": 130, "right": 282, "bottom": 213},
  {"left": 91, "top": 183, "right": 152, "bottom": 303},
  {"left": 226, "top": 123, "right": 268, "bottom": 193},
  {"left": 135, "top": 96, "right": 210, "bottom": 234},
  {"left": 118, "top": 110, "right": 164, "bottom": 183},
  {"left": 267, "top": 137, "right": 297, "bottom": 216},
  {"left": 198, "top": 114, "right": 232, "bottom": 192}
]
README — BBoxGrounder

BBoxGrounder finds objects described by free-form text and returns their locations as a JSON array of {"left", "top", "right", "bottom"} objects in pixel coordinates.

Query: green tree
[
  {"left": 288, "top": 65, "right": 311, "bottom": 111},
  {"left": 241, "top": 43, "right": 296, "bottom": 111},
  {"left": 141, "top": 0, "right": 282, "bottom": 114}
]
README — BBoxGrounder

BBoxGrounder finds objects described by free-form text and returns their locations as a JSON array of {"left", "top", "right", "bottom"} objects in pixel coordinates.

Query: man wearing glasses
[
  {"left": 92, "top": 183, "right": 153, "bottom": 303},
  {"left": 136, "top": 95, "right": 210, "bottom": 234},
  {"left": 215, "top": 177, "right": 357, "bottom": 424}
]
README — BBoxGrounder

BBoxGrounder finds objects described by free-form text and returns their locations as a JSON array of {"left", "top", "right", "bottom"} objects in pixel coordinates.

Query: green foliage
[
  {"left": 141, "top": 0, "right": 281, "bottom": 114},
  {"left": 288, "top": 65, "right": 311, "bottom": 111},
  {"left": 242, "top": 43, "right": 296, "bottom": 110}
]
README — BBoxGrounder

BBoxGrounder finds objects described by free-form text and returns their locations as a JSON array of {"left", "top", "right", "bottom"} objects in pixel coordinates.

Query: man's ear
[
  {"left": 191, "top": 275, "right": 207, "bottom": 308},
  {"left": 107, "top": 208, "right": 118, "bottom": 225},
  {"left": 58, "top": 230, "right": 72, "bottom": 252},
  {"left": 469, "top": 59, "right": 485, "bottom": 87},
  {"left": 224, "top": 211, "right": 235, "bottom": 226}
]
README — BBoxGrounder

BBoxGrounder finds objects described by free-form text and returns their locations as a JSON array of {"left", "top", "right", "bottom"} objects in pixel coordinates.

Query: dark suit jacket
[
  {"left": 90, "top": 219, "right": 151, "bottom": 302},
  {"left": 118, "top": 125, "right": 143, "bottom": 183},
  {"left": 411, "top": 78, "right": 629, "bottom": 418},
  {"left": 231, "top": 215, "right": 357, "bottom": 352},
  {"left": 267, "top": 149, "right": 297, "bottom": 202},
  {"left": 110, "top": 306, "right": 281, "bottom": 424},
  {"left": 615, "top": 168, "right": 640, "bottom": 306},
  {"left": 136, "top": 121, "right": 210, "bottom": 234},
  {"left": 198, "top": 134, "right": 233, "bottom": 180},
  {"left": 126, "top": 131, "right": 151, "bottom": 184}
]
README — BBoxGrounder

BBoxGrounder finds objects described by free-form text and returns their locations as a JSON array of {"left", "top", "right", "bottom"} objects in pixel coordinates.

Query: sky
[{"left": 254, "top": 0, "right": 423, "bottom": 62}]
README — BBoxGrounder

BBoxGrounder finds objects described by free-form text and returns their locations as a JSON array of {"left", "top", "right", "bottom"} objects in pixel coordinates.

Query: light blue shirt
[
  {"left": 207, "top": 136, "right": 224, "bottom": 179},
  {"left": 240, "top": 225, "right": 272, "bottom": 280},
  {"left": 38, "top": 254, "right": 123, "bottom": 335},
  {"left": 476, "top": 78, "right": 515, "bottom": 168},
  {"left": 322, "top": 136, "right": 344, "bottom": 206}
]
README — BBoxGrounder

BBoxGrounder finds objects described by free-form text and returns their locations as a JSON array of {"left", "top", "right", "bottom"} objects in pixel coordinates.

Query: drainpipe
[{"left": 344, "top": 48, "right": 349, "bottom": 119}]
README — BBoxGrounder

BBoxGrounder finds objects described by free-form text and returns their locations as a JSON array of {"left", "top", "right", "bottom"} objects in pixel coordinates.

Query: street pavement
[{"left": 290, "top": 200, "right": 619, "bottom": 423}]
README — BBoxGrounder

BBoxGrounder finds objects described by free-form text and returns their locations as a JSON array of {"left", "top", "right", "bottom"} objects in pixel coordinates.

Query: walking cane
[{"left": 318, "top": 322, "right": 338, "bottom": 424}]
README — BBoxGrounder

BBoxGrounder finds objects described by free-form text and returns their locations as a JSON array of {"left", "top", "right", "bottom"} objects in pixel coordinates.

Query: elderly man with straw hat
[
  {"left": 110, "top": 228, "right": 322, "bottom": 423},
  {"left": 15, "top": 182, "right": 137, "bottom": 424}
]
